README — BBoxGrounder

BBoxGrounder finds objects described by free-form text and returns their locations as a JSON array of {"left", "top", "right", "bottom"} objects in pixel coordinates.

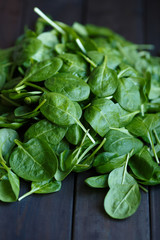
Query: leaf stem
[
  {"left": 122, "top": 149, "right": 134, "bottom": 184},
  {"left": 78, "top": 52, "right": 97, "bottom": 68},
  {"left": 139, "top": 184, "right": 148, "bottom": 193},
  {"left": 24, "top": 82, "right": 47, "bottom": 92},
  {"left": 34, "top": 7, "right": 65, "bottom": 34},
  {"left": 76, "top": 39, "right": 86, "bottom": 54},
  {"left": 75, "top": 119, "right": 95, "bottom": 144},
  {"left": 33, "top": 99, "right": 46, "bottom": 112},
  {"left": 153, "top": 129, "right": 160, "bottom": 145},
  {"left": 148, "top": 131, "right": 159, "bottom": 164},
  {"left": 18, "top": 188, "right": 39, "bottom": 201},
  {"left": 0, "top": 94, "right": 20, "bottom": 107},
  {"left": 82, "top": 138, "right": 106, "bottom": 164}
]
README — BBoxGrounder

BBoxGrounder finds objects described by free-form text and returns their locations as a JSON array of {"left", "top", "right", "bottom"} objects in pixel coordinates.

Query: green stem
[
  {"left": 78, "top": 52, "right": 97, "bottom": 68},
  {"left": 122, "top": 149, "right": 134, "bottom": 184},
  {"left": 139, "top": 184, "right": 148, "bottom": 193},
  {"left": 0, "top": 153, "right": 9, "bottom": 172},
  {"left": 18, "top": 188, "right": 39, "bottom": 201},
  {"left": 15, "top": 76, "right": 29, "bottom": 88},
  {"left": 141, "top": 104, "right": 145, "bottom": 117},
  {"left": 33, "top": 99, "right": 46, "bottom": 112},
  {"left": 34, "top": 7, "right": 65, "bottom": 34},
  {"left": 76, "top": 39, "right": 86, "bottom": 54},
  {"left": 78, "top": 141, "right": 98, "bottom": 163},
  {"left": 0, "top": 94, "right": 20, "bottom": 107},
  {"left": 75, "top": 118, "right": 95, "bottom": 144},
  {"left": 82, "top": 103, "right": 91, "bottom": 110},
  {"left": 24, "top": 82, "right": 47, "bottom": 92},
  {"left": 81, "top": 138, "right": 106, "bottom": 164},
  {"left": 148, "top": 131, "right": 159, "bottom": 164},
  {"left": 153, "top": 129, "right": 160, "bottom": 145}
]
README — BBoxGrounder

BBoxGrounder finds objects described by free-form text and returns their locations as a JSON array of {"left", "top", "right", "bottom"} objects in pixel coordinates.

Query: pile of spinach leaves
[{"left": 0, "top": 7, "right": 160, "bottom": 220}]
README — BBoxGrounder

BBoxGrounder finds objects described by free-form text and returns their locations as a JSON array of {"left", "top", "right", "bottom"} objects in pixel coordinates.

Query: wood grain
[{"left": 0, "top": 175, "right": 74, "bottom": 240}]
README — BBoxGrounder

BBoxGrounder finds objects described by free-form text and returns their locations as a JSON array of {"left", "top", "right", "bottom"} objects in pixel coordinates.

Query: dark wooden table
[{"left": 0, "top": 1, "right": 160, "bottom": 239}]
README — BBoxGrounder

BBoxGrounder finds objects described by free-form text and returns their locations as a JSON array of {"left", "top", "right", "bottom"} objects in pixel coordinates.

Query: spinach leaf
[
  {"left": 84, "top": 98, "right": 120, "bottom": 137},
  {"left": 104, "top": 183, "right": 141, "bottom": 219},
  {"left": 85, "top": 174, "right": 108, "bottom": 188},
  {"left": 114, "top": 77, "right": 141, "bottom": 112},
  {"left": 19, "top": 179, "right": 61, "bottom": 200},
  {"left": 58, "top": 53, "right": 87, "bottom": 78},
  {"left": 9, "top": 138, "right": 58, "bottom": 181},
  {"left": 45, "top": 73, "right": 90, "bottom": 101},
  {"left": 13, "top": 38, "right": 43, "bottom": 65},
  {"left": 24, "top": 119, "right": 67, "bottom": 146},
  {"left": 94, "top": 152, "right": 126, "bottom": 173},
  {"left": 40, "top": 92, "right": 95, "bottom": 143},
  {"left": 88, "top": 57, "right": 118, "bottom": 97},
  {"left": 16, "top": 58, "right": 63, "bottom": 87},
  {"left": 65, "top": 124, "right": 83, "bottom": 145},
  {"left": 104, "top": 152, "right": 141, "bottom": 219},
  {"left": 0, "top": 169, "right": 19, "bottom": 202},
  {"left": 103, "top": 128, "right": 143, "bottom": 156}
]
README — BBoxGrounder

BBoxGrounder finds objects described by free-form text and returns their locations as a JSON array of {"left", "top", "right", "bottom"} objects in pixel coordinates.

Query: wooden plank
[
  {"left": 72, "top": 171, "right": 150, "bottom": 240},
  {"left": 149, "top": 186, "right": 160, "bottom": 240},
  {"left": 85, "top": 0, "right": 144, "bottom": 43},
  {"left": 73, "top": 1, "right": 151, "bottom": 239},
  {"left": 0, "top": 175, "right": 74, "bottom": 240},
  {"left": 145, "top": 1, "right": 160, "bottom": 239},
  {"left": 0, "top": 0, "right": 23, "bottom": 48}
]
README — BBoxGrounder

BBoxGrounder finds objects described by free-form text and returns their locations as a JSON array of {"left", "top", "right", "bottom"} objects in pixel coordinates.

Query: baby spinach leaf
[
  {"left": 13, "top": 38, "right": 43, "bottom": 65},
  {"left": 37, "top": 30, "right": 59, "bottom": 48},
  {"left": 58, "top": 53, "right": 87, "bottom": 78},
  {"left": 129, "top": 146, "right": 156, "bottom": 181},
  {"left": 103, "top": 128, "right": 143, "bottom": 156},
  {"left": 40, "top": 92, "right": 95, "bottom": 143},
  {"left": 17, "top": 58, "right": 63, "bottom": 87},
  {"left": 24, "top": 119, "right": 67, "bottom": 146},
  {"left": 94, "top": 153, "right": 126, "bottom": 174},
  {"left": 0, "top": 128, "right": 19, "bottom": 158},
  {"left": 84, "top": 98, "right": 120, "bottom": 137},
  {"left": 66, "top": 124, "right": 83, "bottom": 145},
  {"left": 9, "top": 138, "right": 58, "bottom": 181},
  {"left": 45, "top": 73, "right": 90, "bottom": 102},
  {"left": 85, "top": 174, "right": 108, "bottom": 188},
  {"left": 114, "top": 77, "right": 141, "bottom": 112},
  {"left": 104, "top": 183, "right": 141, "bottom": 219},
  {"left": 19, "top": 179, "right": 61, "bottom": 200},
  {"left": 0, "top": 169, "right": 19, "bottom": 202},
  {"left": 88, "top": 57, "right": 118, "bottom": 97}
]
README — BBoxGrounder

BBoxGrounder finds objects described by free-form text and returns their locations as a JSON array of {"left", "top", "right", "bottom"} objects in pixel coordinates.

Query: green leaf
[
  {"left": 19, "top": 179, "right": 61, "bottom": 200},
  {"left": 84, "top": 98, "right": 120, "bottom": 137},
  {"left": 88, "top": 57, "right": 118, "bottom": 97},
  {"left": 9, "top": 138, "right": 58, "bottom": 181},
  {"left": 103, "top": 128, "right": 143, "bottom": 156},
  {"left": 104, "top": 183, "right": 141, "bottom": 219},
  {"left": 45, "top": 73, "right": 90, "bottom": 101},
  {"left": 85, "top": 174, "right": 108, "bottom": 188},
  {"left": 24, "top": 119, "right": 67, "bottom": 146},
  {"left": 114, "top": 77, "right": 141, "bottom": 112}
]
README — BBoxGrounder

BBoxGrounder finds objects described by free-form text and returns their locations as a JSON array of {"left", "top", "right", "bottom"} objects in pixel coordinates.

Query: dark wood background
[{"left": 0, "top": 0, "right": 160, "bottom": 239}]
